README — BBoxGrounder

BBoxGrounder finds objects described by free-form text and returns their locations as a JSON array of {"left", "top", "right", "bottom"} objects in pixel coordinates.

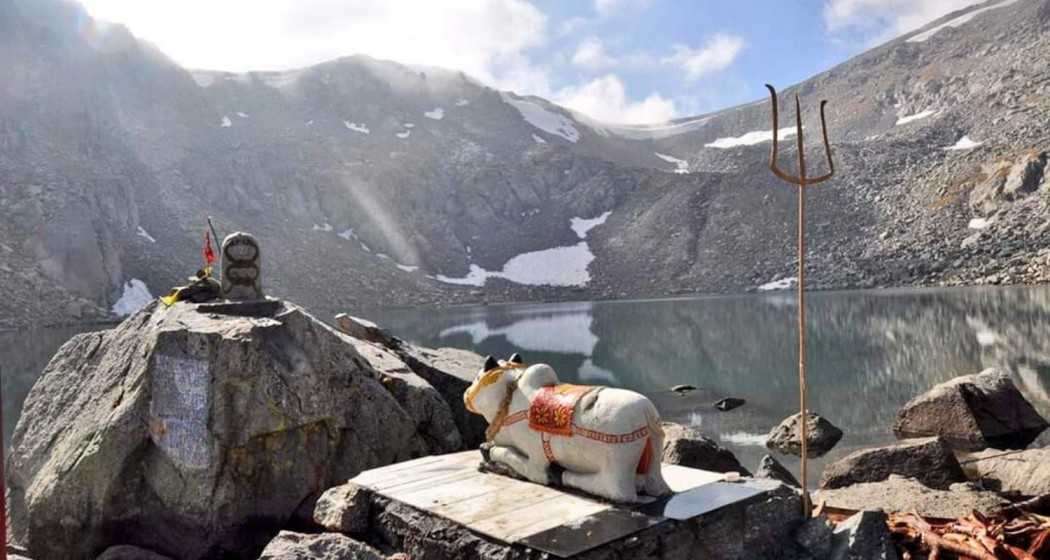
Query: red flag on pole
[{"left": 203, "top": 230, "right": 216, "bottom": 266}]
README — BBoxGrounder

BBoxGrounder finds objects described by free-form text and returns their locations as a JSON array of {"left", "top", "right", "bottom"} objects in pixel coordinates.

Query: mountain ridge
[{"left": 1, "top": 0, "right": 1048, "bottom": 329}]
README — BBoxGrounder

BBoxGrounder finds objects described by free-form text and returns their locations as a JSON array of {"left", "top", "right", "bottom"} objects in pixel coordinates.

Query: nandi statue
[{"left": 464, "top": 354, "right": 671, "bottom": 503}]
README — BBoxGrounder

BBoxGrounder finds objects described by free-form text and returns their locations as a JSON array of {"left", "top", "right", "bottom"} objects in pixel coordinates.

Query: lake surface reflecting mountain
[
  {"left": 371, "top": 287, "right": 1050, "bottom": 485},
  {"left": 3, "top": 286, "right": 1049, "bottom": 487}
]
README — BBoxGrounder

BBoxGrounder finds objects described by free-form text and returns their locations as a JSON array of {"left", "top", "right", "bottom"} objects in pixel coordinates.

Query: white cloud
[
  {"left": 571, "top": 37, "right": 618, "bottom": 68},
  {"left": 662, "top": 34, "right": 745, "bottom": 80},
  {"left": 558, "top": 16, "right": 590, "bottom": 36},
  {"left": 77, "top": 0, "right": 549, "bottom": 90},
  {"left": 593, "top": 0, "right": 651, "bottom": 16},
  {"left": 553, "top": 74, "right": 676, "bottom": 124},
  {"left": 823, "top": 0, "right": 983, "bottom": 42}
]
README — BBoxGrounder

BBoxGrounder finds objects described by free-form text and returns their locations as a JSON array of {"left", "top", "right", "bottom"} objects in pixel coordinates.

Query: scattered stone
[
  {"left": 257, "top": 531, "right": 386, "bottom": 560},
  {"left": 755, "top": 454, "right": 800, "bottom": 487},
  {"left": 959, "top": 448, "right": 1050, "bottom": 497},
  {"left": 220, "top": 231, "right": 264, "bottom": 300},
  {"left": 671, "top": 384, "right": 697, "bottom": 395},
  {"left": 819, "top": 437, "right": 966, "bottom": 490},
  {"left": 715, "top": 397, "right": 746, "bottom": 411},
  {"left": 95, "top": 545, "right": 173, "bottom": 560},
  {"left": 815, "top": 475, "right": 1009, "bottom": 519},
  {"left": 7, "top": 301, "right": 437, "bottom": 559},
  {"left": 893, "top": 368, "right": 1048, "bottom": 450},
  {"left": 794, "top": 514, "right": 834, "bottom": 559},
  {"left": 336, "top": 313, "right": 400, "bottom": 348},
  {"left": 830, "top": 510, "right": 898, "bottom": 560},
  {"left": 313, "top": 482, "right": 372, "bottom": 535},
  {"left": 662, "top": 422, "right": 752, "bottom": 475},
  {"left": 766, "top": 412, "right": 843, "bottom": 458}
]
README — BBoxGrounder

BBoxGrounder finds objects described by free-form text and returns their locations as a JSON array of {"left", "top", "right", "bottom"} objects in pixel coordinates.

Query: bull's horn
[
  {"left": 508, "top": 353, "right": 524, "bottom": 364},
  {"left": 483, "top": 355, "right": 499, "bottom": 371}
]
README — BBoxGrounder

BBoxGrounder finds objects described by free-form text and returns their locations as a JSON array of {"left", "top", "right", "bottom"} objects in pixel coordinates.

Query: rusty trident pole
[{"left": 764, "top": 84, "right": 834, "bottom": 515}]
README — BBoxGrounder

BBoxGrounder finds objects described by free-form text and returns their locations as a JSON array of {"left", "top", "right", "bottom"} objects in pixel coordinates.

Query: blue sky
[{"left": 78, "top": 0, "right": 985, "bottom": 123}]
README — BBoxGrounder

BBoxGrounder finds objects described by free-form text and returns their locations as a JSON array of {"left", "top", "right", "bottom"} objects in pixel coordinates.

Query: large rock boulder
[
  {"left": 959, "top": 448, "right": 1050, "bottom": 497},
  {"left": 815, "top": 475, "right": 1009, "bottom": 519},
  {"left": 662, "top": 422, "right": 751, "bottom": 475},
  {"left": 893, "top": 369, "right": 1048, "bottom": 450},
  {"left": 819, "top": 437, "right": 966, "bottom": 490},
  {"left": 95, "top": 545, "right": 173, "bottom": 560},
  {"left": 766, "top": 412, "right": 843, "bottom": 458},
  {"left": 755, "top": 454, "right": 800, "bottom": 487},
  {"left": 333, "top": 315, "right": 488, "bottom": 450},
  {"left": 257, "top": 531, "right": 386, "bottom": 560},
  {"left": 7, "top": 300, "right": 439, "bottom": 560}
]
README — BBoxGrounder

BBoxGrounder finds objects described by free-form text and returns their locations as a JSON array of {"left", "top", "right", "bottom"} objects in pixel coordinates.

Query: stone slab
[{"left": 352, "top": 450, "right": 779, "bottom": 558}]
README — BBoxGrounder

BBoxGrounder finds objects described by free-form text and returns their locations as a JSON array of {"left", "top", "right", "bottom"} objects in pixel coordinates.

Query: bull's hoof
[{"left": 547, "top": 463, "right": 566, "bottom": 487}]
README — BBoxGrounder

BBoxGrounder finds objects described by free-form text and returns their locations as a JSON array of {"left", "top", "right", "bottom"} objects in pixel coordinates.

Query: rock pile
[{"left": 6, "top": 300, "right": 484, "bottom": 560}]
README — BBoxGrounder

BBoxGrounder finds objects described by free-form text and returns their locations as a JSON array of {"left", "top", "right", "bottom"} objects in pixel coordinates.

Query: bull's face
[{"left": 464, "top": 354, "right": 525, "bottom": 423}]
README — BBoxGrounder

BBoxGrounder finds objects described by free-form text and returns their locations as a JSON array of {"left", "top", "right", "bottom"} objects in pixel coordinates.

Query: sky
[{"left": 76, "top": 0, "right": 988, "bottom": 124}]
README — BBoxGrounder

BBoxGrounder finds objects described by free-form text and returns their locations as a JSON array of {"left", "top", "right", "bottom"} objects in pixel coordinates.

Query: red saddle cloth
[{"left": 528, "top": 384, "right": 597, "bottom": 436}]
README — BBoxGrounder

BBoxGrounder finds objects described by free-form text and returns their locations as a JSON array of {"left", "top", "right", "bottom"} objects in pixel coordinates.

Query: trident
[{"left": 764, "top": 84, "right": 834, "bottom": 516}]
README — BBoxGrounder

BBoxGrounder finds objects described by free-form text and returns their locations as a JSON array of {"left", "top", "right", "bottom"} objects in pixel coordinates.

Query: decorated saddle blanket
[{"left": 528, "top": 384, "right": 598, "bottom": 436}]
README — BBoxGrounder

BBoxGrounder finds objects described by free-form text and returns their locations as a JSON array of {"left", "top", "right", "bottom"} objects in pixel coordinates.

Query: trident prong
[
  {"left": 764, "top": 83, "right": 835, "bottom": 519},
  {"left": 766, "top": 84, "right": 834, "bottom": 186}
]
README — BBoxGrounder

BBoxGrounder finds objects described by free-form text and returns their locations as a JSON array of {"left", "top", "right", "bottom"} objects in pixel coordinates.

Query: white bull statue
[{"left": 464, "top": 354, "right": 672, "bottom": 503}]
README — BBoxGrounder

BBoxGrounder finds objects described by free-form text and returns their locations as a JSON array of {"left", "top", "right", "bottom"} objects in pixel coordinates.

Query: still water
[
  {"left": 371, "top": 287, "right": 1050, "bottom": 484},
  {"left": 3, "top": 287, "right": 1049, "bottom": 486}
]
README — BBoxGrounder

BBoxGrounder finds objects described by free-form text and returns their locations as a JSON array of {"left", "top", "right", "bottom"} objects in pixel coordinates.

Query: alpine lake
[{"left": 4, "top": 286, "right": 1050, "bottom": 488}]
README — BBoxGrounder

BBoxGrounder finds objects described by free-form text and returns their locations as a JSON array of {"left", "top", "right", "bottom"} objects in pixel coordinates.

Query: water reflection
[{"left": 374, "top": 287, "right": 1050, "bottom": 485}]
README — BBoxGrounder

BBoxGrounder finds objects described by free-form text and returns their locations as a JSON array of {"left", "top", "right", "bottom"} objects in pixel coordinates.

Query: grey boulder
[
  {"left": 766, "top": 412, "right": 843, "bottom": 458},
  {"left": 7, "top": 300, "right": 436, "bottom": 560},
  {"left": 959, "top": 448, "right": 1050, "bottom": 497},
  {"left": 257, "top": 531, "right": 386, "bottom": 560},
  {"left": 794, "top": 514, "right": 834, "bottom": 559},
  {"left": 662, "top": 422, "right": 751, "bottom": 475},
  {"left": 755, "top": 454, "right": 800, "bottom": 487},
  {"left": 830, "top": 510, "right": 898, "bottom": 560},
  {"left": 815, "top": 475, "right": 1009, "bottom": 519},
  {"left": 893, "top": 369, "right": 1048, "bottom": 450},
  {"left": 313, "top": 482, "right": 372, "bottom": 535},
  {"left": 819, "top": 437, "right": 966, "bottom": 490}
]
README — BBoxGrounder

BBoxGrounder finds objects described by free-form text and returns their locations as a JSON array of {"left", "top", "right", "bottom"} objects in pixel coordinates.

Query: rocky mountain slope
[{"left": 1, "top": 0, "right": 1049, "bottom": 328}]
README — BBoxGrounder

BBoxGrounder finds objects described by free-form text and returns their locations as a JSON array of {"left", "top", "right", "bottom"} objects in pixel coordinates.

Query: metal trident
[{"left": 764, "top": 84, "right": 834, "bottom": 516}]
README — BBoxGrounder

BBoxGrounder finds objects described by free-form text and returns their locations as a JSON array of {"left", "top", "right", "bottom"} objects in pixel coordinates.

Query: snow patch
[
  {"left": 236, "top": 112, "right": 249, "bottom": 118},
  {"left": 455, "top": 98, "right": 470, "bottom": 106},
  {"left": 501, "top": 93, "right": 580, "bottom": 143},
  {"left": 395, "top": 263, "right": 420, "bottom": 273},
  {"left": 350, "top": 315, "right": 379, "bottom": 329},
  {"left": 190, "top": 72, "right": 217, "bottom": 88},
  {"left": 338, "top": 228, "right": 355, "bottom": 240},
  {"left": 396, "top": 130, "right": 411, "bottom": 139},
  {"left": 220, "top": 116, "right": 232, "bottom": 128},
  {"left": 436, "top": 243, "right": 595, "bottom": 287},
  {"left": 112, "top": 279, "right": 153, "bottom": 316},
  {"left": 436, "top": 264, "right": 490, "bottom": 286},
  {"left": 312, "top": 223, "right": 333, "bottom": 232},
  {"left": 424, "top": 108, "right": 444, "bottom": 120},
  {"left": 532, "top": 134, "right": 547, "bottom": 144},
  {"left": 603, "top": 117, "right": 711, "bottom": 140},
  {"left": 968, "top": 217, "right": 991, "bottom": 230},
  {"left": 344, "top": 121, "right": 370, "bottom": 134},
  {"left": 136, "top": 227, "right": 155, "bottom": 243},
  {"left": 895, "top": 110, "right": 936, "bottom": 125},
  {"left": 654, "top": 152, "right": 690, "bottom": 174},
  {"left": 757, "top": 277, "right": 797, "bottom": 291},
  {"left": 706, "top": 127, "right": 797, "bottom": 149},
  {"left": 570, "top": 211, "right": 612, "bottom": 239},
  {"left": 404, "top": 123, "right": 415, "bottom": 128},
  {"left": 908, "top": 0, "right": 1020, "bottom": 43},
  {"left": 943, "top": 136, "right": 983, "bottom": 151}
]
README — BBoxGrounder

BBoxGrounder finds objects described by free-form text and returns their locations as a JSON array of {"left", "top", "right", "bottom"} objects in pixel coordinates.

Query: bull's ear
[
  {"left": 508, "top": 353, "right": 524, "bottom": 364},
  {"left": 483, "top": 355, "right": 499, "bottom": 371}
]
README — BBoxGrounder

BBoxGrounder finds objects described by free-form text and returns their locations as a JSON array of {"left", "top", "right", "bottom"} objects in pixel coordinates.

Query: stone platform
[{"left": 352, "top": 451, "right": 805, "bottom": 559}]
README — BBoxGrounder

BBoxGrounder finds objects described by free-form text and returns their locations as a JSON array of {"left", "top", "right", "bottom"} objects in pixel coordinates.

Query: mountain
[{"left": 1, "top": 0, "right": 1048, "bottom": 328}]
